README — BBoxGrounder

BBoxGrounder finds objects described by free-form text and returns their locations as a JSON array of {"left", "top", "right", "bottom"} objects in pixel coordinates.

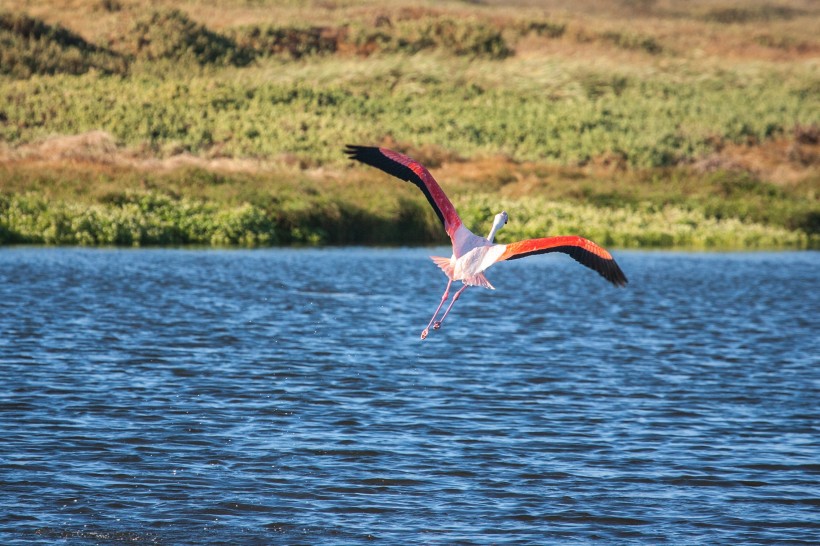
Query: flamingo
[{"left": 345, "top": 145, "right": 627, "bottom": 339}]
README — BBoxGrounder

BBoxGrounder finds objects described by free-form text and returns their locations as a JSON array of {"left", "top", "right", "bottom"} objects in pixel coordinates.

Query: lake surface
[{"left": 1, "top": 248, "right": 818, "bottom": 544}]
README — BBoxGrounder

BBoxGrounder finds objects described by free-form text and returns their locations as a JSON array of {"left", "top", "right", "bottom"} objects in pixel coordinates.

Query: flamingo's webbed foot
[
  {"left": 420, "top": 328, "right": 429, "bottom": 340},
  {"left": 433, "top": 321, "right": 442, "bottom": 330}
]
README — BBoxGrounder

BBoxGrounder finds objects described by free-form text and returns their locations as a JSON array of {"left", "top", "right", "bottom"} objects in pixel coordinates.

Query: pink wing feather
[
  {"left": 345, "top": 145, "right": 462, "bottom": 237},
  {"left": 499, "top": 236, "right": 628, "bottom": 286}
]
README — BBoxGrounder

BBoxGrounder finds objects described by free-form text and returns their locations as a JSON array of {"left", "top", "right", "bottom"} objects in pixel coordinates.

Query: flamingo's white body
[
  {"left": 345, "top": 145, "right": 627, "bottom": 339},
  {"left": 435, "top": 222, "right": 507, "bottom": 289}
]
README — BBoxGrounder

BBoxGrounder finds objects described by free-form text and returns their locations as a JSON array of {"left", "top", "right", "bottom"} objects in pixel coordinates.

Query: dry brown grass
[
  {"left": 2, "top": 125, "right": 816, "bottom": 193},
  {"left": 693, "top": 134, "right": 819, "bottom": 186},
  {"left": 0, "top": 131, "right": 298, "bottom": 175}
]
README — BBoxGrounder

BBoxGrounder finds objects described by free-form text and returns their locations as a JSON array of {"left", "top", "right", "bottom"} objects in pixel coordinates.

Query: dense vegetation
[
  {"left": 0, "top": 0, "right": 818, "bottom": 248},
  {"left": 0, "top": 12, "right": 127, "bottom": 77}
]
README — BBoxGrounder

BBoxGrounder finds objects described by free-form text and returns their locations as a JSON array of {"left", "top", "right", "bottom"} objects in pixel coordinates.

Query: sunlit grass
[{"left": 1, "top": 55, "right": 814, "bottom": 166}]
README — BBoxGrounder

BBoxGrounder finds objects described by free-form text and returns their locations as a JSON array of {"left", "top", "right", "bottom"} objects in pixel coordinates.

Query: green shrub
[
  {"left": 1, "top": 163, "right": 815, "bottom": 249},
  {"left": 127, "top": 9, "right": 254, "bottom": 67},
  {"left": 702, "top": 6, "right": 805, "bottom": 24},
  {"left": 230, "top": 25, "right": 340, "bottom": 59},
  {"left": 0, "top": 191, "right": 270, "bottom": 246},
  {"left": 349, "top": 17, "right": 512, "bottom": 59},
  {"left": 392, "top": 18, "right": 512, "bottom": 59},
  {"left": 599, "top": 31, "right": 663, "bottom": 54},
  {"left": 0, "top": 12, "right": 127, "bottom": 77},
  {"left": 455, "top": 194, "right": 811, "bottom": 249},
  {"left": 522, "top": 20, "right": 566, "bottom": 39}
]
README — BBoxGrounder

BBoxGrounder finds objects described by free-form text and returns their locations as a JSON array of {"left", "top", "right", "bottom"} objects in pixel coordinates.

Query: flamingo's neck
[
  {"left": 487, "top": 214, "right": 506, "bottom": 242},
  {"left": 487, "top": 224, "right": 501, "bottom": 243}
]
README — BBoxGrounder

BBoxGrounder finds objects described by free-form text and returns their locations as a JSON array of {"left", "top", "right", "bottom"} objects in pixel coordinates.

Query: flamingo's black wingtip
[
  {"left": 609, "top": 263, "right": 629, "bottom": 287},
  {"left": 344, "top": 144, "right": 373, "bottom": 160}
]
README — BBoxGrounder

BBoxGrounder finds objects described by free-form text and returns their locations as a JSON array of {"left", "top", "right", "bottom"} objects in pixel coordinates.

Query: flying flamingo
[{"left": 345, "top": 145, "right": 628, "bottom": 339}]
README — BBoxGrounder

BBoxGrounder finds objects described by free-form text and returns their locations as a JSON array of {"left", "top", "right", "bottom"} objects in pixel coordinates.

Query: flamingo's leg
[
  {"left": 433, "top": 284, "right": 468, "bottom": 330},
  {"left": 421, "top": 279, "right": 452, "bottom": 340}
]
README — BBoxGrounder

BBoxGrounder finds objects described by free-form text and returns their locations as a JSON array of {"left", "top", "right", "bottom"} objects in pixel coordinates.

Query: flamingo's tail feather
[{"left": 465, "top": 272, "right": 494, "bottom": 289}]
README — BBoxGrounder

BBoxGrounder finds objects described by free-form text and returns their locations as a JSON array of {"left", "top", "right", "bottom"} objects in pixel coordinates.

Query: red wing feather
[
  {"left": 345, "top": 145, "right": 462, "bottom": 236},
  {"left": 499, "top": 236, "right": 628, "bottom": 287}
]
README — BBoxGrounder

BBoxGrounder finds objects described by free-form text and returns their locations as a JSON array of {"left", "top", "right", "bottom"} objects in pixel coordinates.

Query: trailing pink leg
[
  {"left": 434, "top": 284, "right": 468, "bottom": 330},
  {"left": 421, "top": 279, "right": 452, "bottom": 340}
]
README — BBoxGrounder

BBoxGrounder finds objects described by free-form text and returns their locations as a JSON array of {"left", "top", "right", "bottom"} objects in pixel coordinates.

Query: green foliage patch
[
  {"left": 2, "top": 187, "right": 809, "bottom": 249},
  {"left": 0, "top": 164, "right": 443, "bottom": 246},
  {"left": 230, "top": 25, "right": 341, "bottom": 60},
  {"left": 701, "top": 5, "right": 806, "bottom": 24},
  {"left": 126, "top": 9, "right": 254, "bottom": 67},
  {"left": 0, "top": 12, "right": 127, "bottom": 77},
  {"left": 1, "top": 58, "right": 815, "bottom": 167},
  {"left": 598, "top": 30, "right": 663, "bottom": 55},
  {"left": 230, "top": 16, "right": 513, "bottom": 60},
  {"left": 363, "top": 17, "right": 513, "bottom": 59},
  {"left": 1, "top": 163, "right": 815, "bottom": 249},
  {"left": 457, "top": 194, "right": 809, "bottom": 249}
]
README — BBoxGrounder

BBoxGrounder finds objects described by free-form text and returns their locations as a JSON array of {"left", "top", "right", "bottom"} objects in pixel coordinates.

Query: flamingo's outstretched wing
[
  {"left": 345, "top": 145, "right": 462, "bottom": 236},
  {"left": 498, "top": 236, "right": 628, "bottom": 287}
]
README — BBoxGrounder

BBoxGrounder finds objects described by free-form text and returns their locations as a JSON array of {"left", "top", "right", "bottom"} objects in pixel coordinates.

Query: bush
[
  {"left": 523, "top": 20, "right": 566, "bottom": 39},
  {"left": 0, "top": 12, "right": 127, "bottom": 77},
  {"left": 455, "top": 194, "right": 811, "bottom": 250},
  {"left": 599, "top": 31, "right": 663, "bottom": 55},
  {"left": 230, "top": 18, "right": 513, "bottom": 60},
  {"left": 127, "top": 9, "right": 254, "bottom": 67},
  {"left": 702, "top": 6, "right": 805, "bottom": 24},
  {"left": 391, "top": 18, "right": 513, "bottom": 59},
  {"left": 230, "top": 25, "right": 340, "bottom": 59},
  {"left": 0, "top": 191, "right": 281, "bottom": 246},
  {"left": 348, "top": 17, "right": 512, "bottom": 59}
]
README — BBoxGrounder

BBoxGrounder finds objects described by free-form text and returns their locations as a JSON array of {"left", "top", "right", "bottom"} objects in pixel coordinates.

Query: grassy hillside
[{"left": 0, "top": 0, "right": 818, "bottom": 248}]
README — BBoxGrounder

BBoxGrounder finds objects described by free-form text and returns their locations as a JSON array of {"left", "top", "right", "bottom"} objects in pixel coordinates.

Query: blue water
[{"left": 1, "top": 248, "right": 818, "bottom": 544}]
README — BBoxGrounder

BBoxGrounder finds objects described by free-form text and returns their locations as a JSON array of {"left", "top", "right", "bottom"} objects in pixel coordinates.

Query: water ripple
[{"left": 0, "top": 248, "right": 818, "bottom": 544}]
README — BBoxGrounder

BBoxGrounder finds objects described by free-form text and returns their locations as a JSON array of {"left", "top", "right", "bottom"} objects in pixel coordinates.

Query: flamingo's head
[{"left": 487, "top": 211, "right": 508, "bottom": 243}]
